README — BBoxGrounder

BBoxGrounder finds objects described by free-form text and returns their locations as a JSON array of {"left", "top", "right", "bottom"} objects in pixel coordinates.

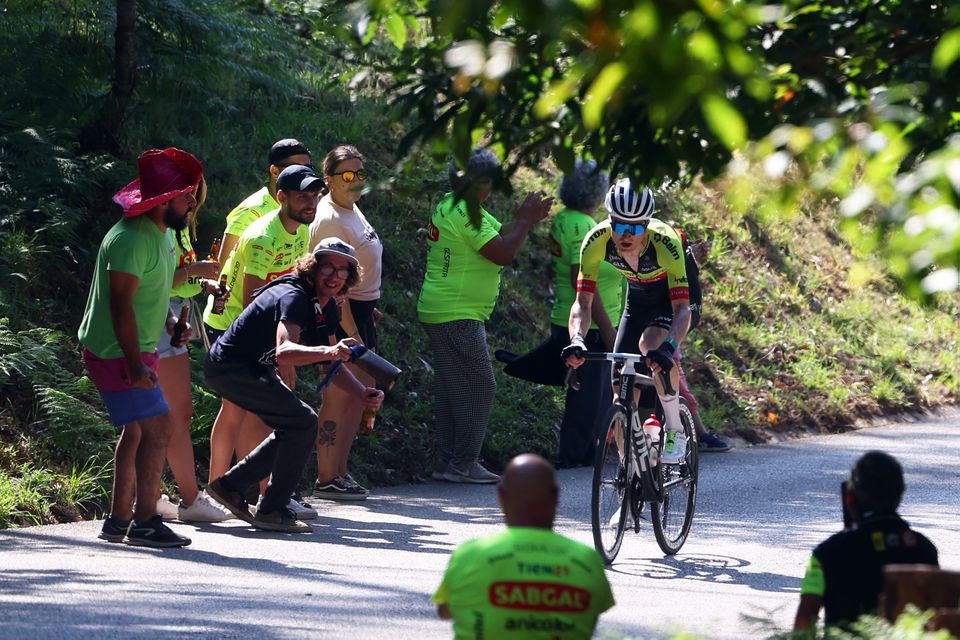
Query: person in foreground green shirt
[{"left": 433, "top": 454, "right": 615, "bottom": 639}]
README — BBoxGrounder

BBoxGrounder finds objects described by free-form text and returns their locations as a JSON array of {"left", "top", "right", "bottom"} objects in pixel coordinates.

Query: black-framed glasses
[
  {"left": 330, "top": 169, "right": 367, "bottom": 183},
  {"left": 318, "top": 263, "right": 351, "bottom": 279}
]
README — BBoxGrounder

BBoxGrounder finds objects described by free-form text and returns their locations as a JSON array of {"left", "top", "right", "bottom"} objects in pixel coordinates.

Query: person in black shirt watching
[
  {"left": 794, "top": 450, "right": 939, "bottom": 632},
  {"left": 205, "top": 237, "right": 383, "bottom": 533}
]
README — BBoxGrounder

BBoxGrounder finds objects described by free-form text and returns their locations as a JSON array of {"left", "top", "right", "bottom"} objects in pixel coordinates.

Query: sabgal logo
[{"left": 488, "top": 581, "right": 591, "bottom": 612}]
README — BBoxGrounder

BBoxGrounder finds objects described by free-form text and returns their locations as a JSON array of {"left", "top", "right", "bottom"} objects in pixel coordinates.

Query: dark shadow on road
[{"left": 609, "top": 553, "right": 800, "bottom": 594}]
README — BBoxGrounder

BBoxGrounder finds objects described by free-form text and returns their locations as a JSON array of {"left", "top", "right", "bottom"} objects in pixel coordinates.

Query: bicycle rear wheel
[
  {"left": 591, "top": 403, "right": 631, "bottom": 564},
  {"left": 651, "top": 397, "right": 698, "bottom": 555}
]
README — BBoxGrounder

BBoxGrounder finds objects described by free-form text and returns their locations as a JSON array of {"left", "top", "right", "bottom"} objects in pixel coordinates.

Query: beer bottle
[
  {"left": 206, "top": 237, "right": 221, "bottom": 261},
  {"left": 211, "top": 274, "right": 228, "bottom": 315},
  {"left": 170, "top": 306, "right": 190, "bottom": 347},
  {"left": 359, "top": 408, "right": 376, "bottom": 435}
]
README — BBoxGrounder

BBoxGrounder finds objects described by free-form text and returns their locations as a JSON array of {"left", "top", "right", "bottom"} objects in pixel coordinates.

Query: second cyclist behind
[{"left": 563, "top": 179, "right": 692, "bottom": 464}]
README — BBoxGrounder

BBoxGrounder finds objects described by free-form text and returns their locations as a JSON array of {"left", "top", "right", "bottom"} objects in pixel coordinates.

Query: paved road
[{"left": 1, "top": 410, "right": 958, "bottom": 639}]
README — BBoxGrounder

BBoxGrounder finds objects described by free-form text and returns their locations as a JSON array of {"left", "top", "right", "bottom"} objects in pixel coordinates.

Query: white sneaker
[
  {"left": 178, "top": 491, "right": 233, "bottom": 522},
  {"left": 156, "top": 495, "right": 179, "bottom": 521},
  {"left": 288, "top": 498, "right": 318, "bottom": 520},
  {"left": 661, "top": 431, "right": 688, "bottom": 465}
]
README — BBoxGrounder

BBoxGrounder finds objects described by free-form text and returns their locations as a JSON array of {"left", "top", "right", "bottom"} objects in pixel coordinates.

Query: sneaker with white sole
[
  {"left": 206, "top": 477, "right": 255, "bottom": 524},
  {"left": 313, "top": 477, "right": 368, "bottom": 501},
  {"left": 98, "top": 515, "right": 132, "bottom": 543},
  {"left": 156, "top": 494, "right": 179, "bottom": 521},
  {"left": 123, "top": 515, "right": 191, "bottom": 548},
  {"left": 430, "top": 463, "right": 448, "bottom": 481},
  {"left": 178, "top": 491, "right": 233, "bottom": 522},
  {"left": 661, "top": 431, "right": 688, "bottom": 465},
  {"left": 442, "top": 461, "right": 500, "bottom": 484},
  {"left": 287, "top": 497, "right": 318, "bottom": 520},
  {"left": 341, "top": 473, "right": 368, "bottom": 494},
  {"left": 253, "top": 508, "right": 312, "bottom": 533}
]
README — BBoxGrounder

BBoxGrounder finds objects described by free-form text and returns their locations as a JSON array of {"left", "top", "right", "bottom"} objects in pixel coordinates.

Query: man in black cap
[
  {"left": 206, "top": 237, "right": 384, "bottom": 533},
  {"left": 204, "top": 164, "right": 326, "bottom": 520},
  {"left": 794, "top": 450, "right": 939, "bottom": 632}
]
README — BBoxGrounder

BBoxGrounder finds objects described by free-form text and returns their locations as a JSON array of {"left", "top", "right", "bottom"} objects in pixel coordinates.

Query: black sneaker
[
  {"left": 313, "top": 476, "right": 368, "bottom": 501},
  {"left": 207, "top": 477, "right": 255, "bottom": 524},
  {"left": 98, "top": 515, "right": 131, "bottom": 543},
  {"left": 253, "top": 508, "right": 312, "bottom": 533},
  {"left": 123, "top": 515, "right": 191, "bottom": 548}
]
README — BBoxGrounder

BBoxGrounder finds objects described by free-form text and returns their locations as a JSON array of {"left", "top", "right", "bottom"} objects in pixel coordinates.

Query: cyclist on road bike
[{"left": 563, "top": 179, "right": 692, "bottom": 464}]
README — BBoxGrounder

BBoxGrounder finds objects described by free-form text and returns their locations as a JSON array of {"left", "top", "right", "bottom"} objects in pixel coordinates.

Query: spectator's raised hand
[{"left": 517, "top": 191, "right": 554, "bottom": 225}]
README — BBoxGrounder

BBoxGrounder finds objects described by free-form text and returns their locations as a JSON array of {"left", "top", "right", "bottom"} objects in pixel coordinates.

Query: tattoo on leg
[{"left": 318, "top": 420, "right": 337, "bottom": 447}]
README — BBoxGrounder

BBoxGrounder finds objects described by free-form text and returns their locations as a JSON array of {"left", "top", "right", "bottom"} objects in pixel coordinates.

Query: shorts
[
  {"left": 335, "top": 298, "right": 379, "bottom": 351},
  {"left": 613, "top": 289, "right": 674, "bottom": 352},
  {"left": 157, "top": 297, "right": 191, "bottom": 359},
  {"left": 205, "top": 324, "right": 226, "bottom": 346},
  {"left": 83, "top": 348, "right": 169, "bottom": 426}
]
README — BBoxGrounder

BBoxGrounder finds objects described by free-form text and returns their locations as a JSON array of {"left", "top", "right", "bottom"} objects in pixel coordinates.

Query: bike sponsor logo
[
  {"left": 548, "top": 235, "right": 562, "bottom": 257},
  {"left": 489, "top": 581, "right": 591, "bottom": 612},
  {"left": 504, "top": 615, "right": 576, "bottom": 633},
  {"left": 517, "top": 562, "right": 570, "bottom": 577},
  {"left": 657, "top": 234, "right": 681, "bottom": 261},
  {"left": 441, "top": 247, "right": 451, "bottom": 278},
  {"left": 427, "top": 220, "right": 440, "bottom": 242},
  {"left": 265, "top": 266, "right": 295, "bottom": 282}
]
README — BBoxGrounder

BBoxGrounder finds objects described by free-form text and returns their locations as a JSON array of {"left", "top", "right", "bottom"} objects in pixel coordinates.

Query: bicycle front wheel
[
  {"left": 591, "top": 403, "right": 631, "bottom": 564},
  {"left": 651, "top": 397, "right": 698, "bottom": 555}
]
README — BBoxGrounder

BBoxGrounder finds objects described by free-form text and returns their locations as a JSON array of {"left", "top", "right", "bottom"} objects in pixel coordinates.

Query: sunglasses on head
[
  {"left": 318, "top": 263, "right": 351, "bottom": 279},
  {"left": 612, "top": 221, "right": 646, "bottom": 235},
  {"left": 331, "top": 169, "right": 367, "bottom": 183}
]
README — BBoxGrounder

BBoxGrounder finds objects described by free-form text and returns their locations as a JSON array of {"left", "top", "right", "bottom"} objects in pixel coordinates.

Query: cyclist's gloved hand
[
  {"left": 646, "top": 342, "right": 675, "bottom": 373},
  {"left": 561, "top": 336, "right": 586, "bottom": 363}
]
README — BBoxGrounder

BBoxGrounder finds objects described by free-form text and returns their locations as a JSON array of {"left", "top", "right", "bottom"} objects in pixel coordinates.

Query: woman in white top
[{"left": 308, "top": 145, "right": 384, "bottom": 500}]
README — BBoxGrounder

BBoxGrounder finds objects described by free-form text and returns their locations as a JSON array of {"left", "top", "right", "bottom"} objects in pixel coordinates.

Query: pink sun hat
[{"left": 113, "top": 147, "right": 204, "bottom": 217}]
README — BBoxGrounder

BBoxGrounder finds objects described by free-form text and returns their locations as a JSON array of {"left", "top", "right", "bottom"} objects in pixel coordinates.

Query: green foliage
[{"left": 298, "top": 0, "right": 960, "bottom": 296}]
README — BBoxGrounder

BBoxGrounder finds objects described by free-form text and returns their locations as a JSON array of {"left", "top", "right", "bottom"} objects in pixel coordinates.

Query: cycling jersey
[
  {"left": 223, "top": 186, "right": 278, "bottom": 239},
  {"left": 433, "top": 527, "right": 614, "bottom": 639},
  {"left": 203, "top": 209, "right": 309, "bottom": 331},
  {"left": 577, "top": 218, "right": 689, "bottom": 304},
  {"left": 169, "top": 231, "right": 201, "bottom": 299},
  {"left": 417, "top": 193, "right": 503, "bottom": 324},
  {"left": 550, "top": 208, "right": 625, "bottom": 328}
]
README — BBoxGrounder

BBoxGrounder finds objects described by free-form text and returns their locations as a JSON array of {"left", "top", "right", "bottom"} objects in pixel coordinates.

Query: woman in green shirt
[{"left": 418, "top": 149, "right": 553, "bottom": 483}]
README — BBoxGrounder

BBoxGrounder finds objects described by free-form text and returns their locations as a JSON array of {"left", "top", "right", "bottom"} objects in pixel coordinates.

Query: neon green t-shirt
[
  {"left": 169, "top": 231, "right": 201, "bottom": 299},
  {"left": 417, "top": 194, "right": 503, "bottom": 324},
  {"left": 549, "top": 208, "right": 626, "bottom": 328},
  {"left": 433, "top": 527, "right": 615, "bottom": 640},
  {"left": 77, "top": 216, "right": 176, "bottom": 358},
  {"left": 223, "top": 186, "right": 278, "bottom": 239},
  {"left": 202, "top": 209, "right": 310, "bottom": 330}
]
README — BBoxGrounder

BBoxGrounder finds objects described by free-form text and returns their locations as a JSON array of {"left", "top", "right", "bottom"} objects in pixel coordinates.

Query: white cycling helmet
[{"left": 604, "top": 178, "right": 655, "bottom": 221}]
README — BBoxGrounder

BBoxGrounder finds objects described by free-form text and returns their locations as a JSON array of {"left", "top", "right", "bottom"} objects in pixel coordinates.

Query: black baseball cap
[
  {"left": 269, "top": 138, "right": 311, "bottom": 166},
  {"left": 276, "top": 165, "right": 325, "bottom": 193}
]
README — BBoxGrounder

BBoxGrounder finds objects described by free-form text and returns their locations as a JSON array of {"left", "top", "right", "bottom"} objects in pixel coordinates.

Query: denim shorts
[{"left": 83, "top": 348, "right": 169, "bottom": 426}]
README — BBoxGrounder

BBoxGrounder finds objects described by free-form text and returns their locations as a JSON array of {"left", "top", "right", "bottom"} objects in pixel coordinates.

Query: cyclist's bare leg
[{"left": 640, "top": 327, "right": 682, "bottom": 433}]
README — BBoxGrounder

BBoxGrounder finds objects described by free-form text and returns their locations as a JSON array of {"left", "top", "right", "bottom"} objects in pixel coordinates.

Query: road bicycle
[{"left": 568, "top": 351, "right": 699, "bottom": 563}]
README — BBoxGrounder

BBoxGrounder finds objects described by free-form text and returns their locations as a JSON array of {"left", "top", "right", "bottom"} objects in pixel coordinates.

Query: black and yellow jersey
[{"left": 577, "top": 218, "right": 689, "bottom": 303}]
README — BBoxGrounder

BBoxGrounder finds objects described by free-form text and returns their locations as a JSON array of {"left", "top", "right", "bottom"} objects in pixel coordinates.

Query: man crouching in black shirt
[
  {"left": 205, "top": 238, "right": 383, "bottom": 533},
  {"left": 794, "top": 450, "right": 938, "bottom": 632}
]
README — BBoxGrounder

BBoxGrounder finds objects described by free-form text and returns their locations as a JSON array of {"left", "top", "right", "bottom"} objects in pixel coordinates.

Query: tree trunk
[{"left": 80, "top": 0, "right": 137, "bottom": 154}]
